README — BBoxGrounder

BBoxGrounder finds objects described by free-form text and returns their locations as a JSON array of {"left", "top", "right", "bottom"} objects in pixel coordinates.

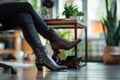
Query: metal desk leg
[
  {"left": 85, "top": 28, "right": 88, "bottom": 65},
  {"left": 74, "top": 24, "right": 87, "bottom": 68},
  {"left": 74, "top": 26, "right": 87, "bottom": 68},
  {"left": 74, "top": 24, "right": 78, "bottom": 69}
]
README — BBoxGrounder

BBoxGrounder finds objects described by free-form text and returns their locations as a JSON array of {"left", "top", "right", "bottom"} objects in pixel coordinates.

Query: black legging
[{"left": 0, "top": 2, "right": 51, "bottom": 49}]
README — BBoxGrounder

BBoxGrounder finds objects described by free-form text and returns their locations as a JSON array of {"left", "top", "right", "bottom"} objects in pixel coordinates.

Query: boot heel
[
  {"left": 36, "top": 64, "right": 43, "bottom": 71},
  {"left": 34, "top": 46, "right": 67, "bottom": 71}
]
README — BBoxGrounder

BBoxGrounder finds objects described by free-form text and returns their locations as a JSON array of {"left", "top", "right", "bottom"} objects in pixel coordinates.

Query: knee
[
  {"left": 23, "top": 2, "right": 32, "bottom": 7},
  {"left": 21, "top": 2, "right": 33, "bottom": 10},
  {"left": 15, "top": 13, "right": 33, "bottom": 24}
]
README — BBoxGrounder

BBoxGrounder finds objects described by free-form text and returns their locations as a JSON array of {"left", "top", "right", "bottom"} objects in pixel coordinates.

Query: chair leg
[{"left": 0, "top": 63, "right": 17, "bottom": 74}]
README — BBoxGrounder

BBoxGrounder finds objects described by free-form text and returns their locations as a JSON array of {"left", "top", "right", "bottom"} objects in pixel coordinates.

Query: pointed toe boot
[
  {"left": 48, "top": 28, "right": 81, "bottom": 53},
  {"left": 34, "top": 46, "right": 67, "bottom": 71}
]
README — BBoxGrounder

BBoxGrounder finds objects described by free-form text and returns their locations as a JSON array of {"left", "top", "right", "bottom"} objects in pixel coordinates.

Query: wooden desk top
[{"left": 44, "top": 19, "right": 86, "bottom": 29}]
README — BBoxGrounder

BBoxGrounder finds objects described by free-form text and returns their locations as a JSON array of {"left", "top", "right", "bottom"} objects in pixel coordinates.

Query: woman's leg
[
  {"left": 3, "top": 12, "right": 67, "bottom": 71},
  {"left": 0, "top": 2, "right": 49, "bottom": 36},
  {"left": 19, "top": 2, "right": 81, "bottom": 54},
  {"left": 0, "top": 2, "right": 81, "bottom": 54}
]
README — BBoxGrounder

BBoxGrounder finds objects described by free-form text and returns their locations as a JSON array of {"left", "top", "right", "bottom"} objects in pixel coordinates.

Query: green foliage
[
  {"left": 21, "top": 0, "right": 27, "bottom": 2},
  {"left": 62, "top": 4, "right": 84, "bottom": 18},
  {"left": 101, "top": 0, "right": 120, "bottom": 46},
  {"left": 21, "top": 0, "right": 41, "bottom": 11}
]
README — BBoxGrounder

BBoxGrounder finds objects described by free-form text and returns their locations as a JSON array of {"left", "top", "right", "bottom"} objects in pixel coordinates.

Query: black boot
[
  {"left": 48, "top": 28, "right": 81, "bottom": 53},
  {"left": 34, "top": 46, "right": 67, "bottom": 71},
  {"left": 52, "top": 53, "right": 82, "bottom": 68},
  {"left": 52, "top": 52, "right": 66, "bottom": 65}
]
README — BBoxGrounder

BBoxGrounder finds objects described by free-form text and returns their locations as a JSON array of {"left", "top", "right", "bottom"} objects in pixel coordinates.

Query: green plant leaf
[
  {"left": 62, "top": 3, "right": 84, "bottom": 18},
  {"left": 102, "top": 0, "right": 120, "bottom": 46}
]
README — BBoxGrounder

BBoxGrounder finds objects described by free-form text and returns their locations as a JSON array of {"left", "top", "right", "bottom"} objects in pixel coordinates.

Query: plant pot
[
  {"left": 65, "top": 15, "right": 70, "bottom": 19},
  {"left": 103, "top": 46, "right": 120, "bottom": 64},
  {"left": 70, "top": 16, "right": 80, "bottom": 20}
]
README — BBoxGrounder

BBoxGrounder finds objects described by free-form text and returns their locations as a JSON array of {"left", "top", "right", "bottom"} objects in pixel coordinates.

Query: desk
[{"left": 44, "top": 19, "right": 87, "bottom": 68}]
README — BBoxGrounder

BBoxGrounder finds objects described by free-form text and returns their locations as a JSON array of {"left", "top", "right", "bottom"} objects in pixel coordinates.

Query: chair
[
  {"left": 0, "top": 63, "right": 17, "bottom": 74},
  {"left": 0, "top": 24, "right": 17, "bottom": 74}
]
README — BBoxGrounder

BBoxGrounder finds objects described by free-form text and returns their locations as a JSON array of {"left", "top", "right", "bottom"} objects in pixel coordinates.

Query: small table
[{"left": 44, "top": 19, "right": 87, "bottom": 68}]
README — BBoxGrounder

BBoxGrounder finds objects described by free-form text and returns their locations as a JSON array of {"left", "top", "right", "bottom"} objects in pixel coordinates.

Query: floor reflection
[
  {"left": 1, "top": 63, "right": 120, "bottom": 80},
  {"left": 0, "top": 67, "right": 80, "bottom": 80},
  {"left": 36, "top": 69, "right": 73, "bottom": 80},
  {"left": 0, "top": 73, "right": 12, "bottom": 80},
  {"left": 36, "top": 71, "right": 64, "bottom": 80}
]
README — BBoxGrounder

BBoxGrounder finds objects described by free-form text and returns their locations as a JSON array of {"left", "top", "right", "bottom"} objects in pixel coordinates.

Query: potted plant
[
  {"left": 62, "top": 3, "right": 84, "bottom": 19},
  {"left": 101, "top": 0, "right": 120, "bottom": 64}
]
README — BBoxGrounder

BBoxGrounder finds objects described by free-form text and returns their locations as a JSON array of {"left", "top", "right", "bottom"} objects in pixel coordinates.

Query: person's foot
[
  {"left": 34, "top": 46, "right": 67, "bottom": 71},
  {"left": 50, "top": 39, "right": 81, "bottom": 53},
  {"left": 52, "top": 53, "right": 82, "bottom": 69},
  {"left": 52, "top": 53, "right": 66, "bottom": 65},
  {"left": 48, "top": 28, "right": 81, "bottom": 53}
]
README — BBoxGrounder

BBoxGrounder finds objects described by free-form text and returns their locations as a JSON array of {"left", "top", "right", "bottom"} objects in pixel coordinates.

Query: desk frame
[{"left": 45, "top": 19, "right": 88, "bottom": 68}]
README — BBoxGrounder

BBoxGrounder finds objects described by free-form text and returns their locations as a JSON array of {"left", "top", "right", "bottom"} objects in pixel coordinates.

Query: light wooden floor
[{"left": 0, "top": 62, "right": 120, "bottom": 80}]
